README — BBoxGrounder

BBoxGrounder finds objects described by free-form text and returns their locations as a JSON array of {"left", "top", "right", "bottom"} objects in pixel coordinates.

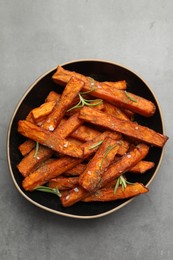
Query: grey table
[{"left": 1, "top": 1, "right": 172, "bottom": 259}]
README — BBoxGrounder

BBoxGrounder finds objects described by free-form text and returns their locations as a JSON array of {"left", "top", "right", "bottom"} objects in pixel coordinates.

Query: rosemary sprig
[
  {"left": 100, "top": 144, "right": 118, "bottom": 170},
  {"left": 88, "top": 140, "right": 103, "bottom": 150},
  {"left": 34, "top": 185, "right": 61, "bottom": 197},
  {"left": 124, "top": 91, "right": 137, "bottom": 103},
  {"left": 34, "top": 142, "right": 39, "bottom": 158},
  {"left": 114, "top": 175, "right": 133, "bottom": 194},
  {"left": 67, "top": 92, "right": 103, "bottom": 112}
]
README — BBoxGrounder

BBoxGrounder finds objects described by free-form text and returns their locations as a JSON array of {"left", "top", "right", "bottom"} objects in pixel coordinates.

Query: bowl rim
[{"left": 7, "top": 59, "right": 165, "bottom": 219}]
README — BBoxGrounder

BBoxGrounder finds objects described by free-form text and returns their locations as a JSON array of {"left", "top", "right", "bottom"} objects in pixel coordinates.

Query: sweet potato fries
[{"left": 16, "top": 65, "right": 168, "bottom": 208}]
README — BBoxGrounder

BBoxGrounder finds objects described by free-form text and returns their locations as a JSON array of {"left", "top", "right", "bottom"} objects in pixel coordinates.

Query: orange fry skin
[
  {"left": 22, "top": 157, "right": 83, "bottom": 191},
  {"left": 45, "top": 91, "right": 61, "bottom": 102},
  {"left": 129, "top": 161, "right": 155, "bottom": 174},
  {"left": 79, "top": 137, "right": 120, "bottom": 192},
  {"left": 48, "top": 176, "right": 79, "bottom": 190},
  {"left": 71, "top": 125, "right": 100, "bottom": 142},
  {"left": 22, "top": 131, "right": 122, "bottom": 191},
  {"left": 52, "top": 66, "right": 156, "bottom": 117},
  {"left": 79, "top": 107, "right": 168, "bottom": 148},
  {"left": 18, "top": 120, "right": 84, "bottom": 158},
  {"left": 103, "top": 80, "right": 127, "bottom": 90},
  {"left": 63, "top": 163, "right": 87, "bottom": 176},
  {"left": 83, "top": 183, "right": 149, "bottom": 202},
  {"left": 31, "top": 101, "right": 56, "bottom": 124},
  {"left": 17, "top": 145, "right": 53, "bottom": 177},
  {"left": 60, "top": 143, "right": 149, "bottom": 207},
  {"left": 42, "top": 77, "right": 84, "bottom": 131},
  {"left": 103, "top": 101, "right": 130, "bottom": 121},
  {"left": 18, "top": 139, "right": 35, "bottom": 156}
]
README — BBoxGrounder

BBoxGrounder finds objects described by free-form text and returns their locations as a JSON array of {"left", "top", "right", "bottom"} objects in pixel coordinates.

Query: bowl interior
[{"left": 7, "top": 60, "right": 164, "bottom": 218}]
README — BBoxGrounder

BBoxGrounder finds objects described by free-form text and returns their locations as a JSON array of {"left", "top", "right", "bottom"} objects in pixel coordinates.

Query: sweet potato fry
[
  {"left": 60, "top": 143, "right": 149, "bottom": 207},
  {"left": 100, "top": 143, "right": 149, "bottom": 187},
  {"left": 22, "top": 130, "right": 123, "bottom": 190},
  {"left": 63, "top": 163, "right": 87, "bottom": 176},
  {"left": 82, "top": 131, "right": 122, "bottom": 157},
  {"left": 18, "top": 120, "right": 84, "bottom": 158},
  {"left": 53, "top": 112, "right": 84, "bottom": 139},
  {"left": 79, "top": 107, "right": 168, "bottom": 148},
  {"left": 52, "top": 66, "right": 156, "bottom": 117},
  {"left": 22, "top": 157, "right": 83, "bottom": 191},
  {"left": 82, "top": 183, "right": 148, "bottom": 202},
  {"left": 41, "top": 77, "right": 84, "bottom": 131},
  {"left": 70, "top": 125, "right": 100, "bottom": 142},
  {"left": 103, "top": 101, "right": 130, "bottom": 121},
  {"left": 103, "top": 80, "right": 127, "bottom": 90},
  {"left": 79, "top": 137, "right": 120, "bottom": 192},
  {"left": 129, "top": 161, "right": 155, "bottom": 174},
  {"left": 45, "top": 91, "right": 61, "bottom": 102},
  {"left": 18, "top": 139, "right": 35, "bottom": 156},
  {"left": 48, "top": 176, "right": 79, "bottom": 190},
  {"left": 31, "top": 101, "right": 56, "bottom": 124},
  {"left": 17, "top": 145, "right": 53, "bottom": 177}
]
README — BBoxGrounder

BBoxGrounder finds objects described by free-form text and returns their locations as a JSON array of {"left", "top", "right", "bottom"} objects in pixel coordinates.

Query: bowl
[{"left": 7, "top": 59, "right": 165, "bottom": 219}]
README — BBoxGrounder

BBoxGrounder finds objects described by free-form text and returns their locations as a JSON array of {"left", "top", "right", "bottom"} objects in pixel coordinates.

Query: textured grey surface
[{"left": 1, "top": 0, "right": 173, "bottom": 259}]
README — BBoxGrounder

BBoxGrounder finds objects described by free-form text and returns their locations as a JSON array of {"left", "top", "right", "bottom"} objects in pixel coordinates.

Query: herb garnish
[
  {"left": 34, "top": 142, "right": 39, "bottom": 158},
  {"left": 67, "top": 89, "right": 103, "bottom": 112},
  {"left": 88, "top": 140, "right": 103, "bottom": 150},
  {"left": 124, "top": 91, "right": 137, "bottom": 102},
  {"left": 114, "top": 175, "right": 133, "bottom": 194},
  {"left": 100, "top": 144, "right": 118, "bottom": 170},
  {"left": 34, "top": 185, "right": 61, "bottom": 197}
]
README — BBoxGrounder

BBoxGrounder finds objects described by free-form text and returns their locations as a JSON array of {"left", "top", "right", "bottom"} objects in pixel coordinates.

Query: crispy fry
[
  {"left": 22, "top": 131, "right": 122, "bottom": 190},
  {"left": 18, "top": 139, "right": 35, "bottom": 156},
  {"left": 18, "top": 120, "right": 84, "bottom": 158},
  {"left": 17, "top": 145, "right": 53, "bottom": 177},
  {"left": 100, "top": 143, "right": 149, "bottom": 187},
  {"left": 41, "top": 77, "right": 84, "bottom": 131},
  {"left": 103, "top": 80, "right": 127, "bottom": 90},
  {"left": 53, "top": 112, "right": 84, "bottom": 138},
  {"left": 52, "top": 66, "right": 156, "bottom": 117},
  {"left": 82, "top": 183, "right": 148, "bottom": 202},
  {"left": 48, "top": 176, "right": 79, "bottom": 190},
  {"left": 31, "top": 101, "right": 56, "bottom": 123},
  {"left": 129, "top": 161, "right": 155, "bottom": 174},
  {"left": 103, "top": 101, "right": 130, "bottom": 121},
  {"left": 71, "top": 125, "right": 100, "bottom": 142},
  {"left": 79, "top": 137, "right": 120, "bottom": 192},
  {"left": 60, "top": 143, "right": 149, "bottom": 207},
  {"left": 22, "top": 157, "right": 83, "bottom": 191},
  {"left": 63, "top": 163, "right": 87, "bottom": 176},
  {"left": 79, "top": 107, "right": 168, "bottom": 148},
  {"left": 45, "top": 91, "right": 61, "bottom": 102},
  {"left": 82, "top": 131, "right": 122, "bottom": 157}
]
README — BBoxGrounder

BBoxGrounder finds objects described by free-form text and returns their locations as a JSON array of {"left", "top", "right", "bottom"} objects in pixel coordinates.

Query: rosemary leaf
[
  {"left": 124, "top": 91, "right": 137, "bottom": 102},
  {"left": 67, "top": 91, "right": 103, "bottom": 112},
  {"left": 100, "top": 144, "right": 118, "bottom": 170},
  {"left": 34, "top": 185, "right": 61, "bottom": 197},
  {"left": 114, "top": 175, "right": 134, "bottom": 195},
  {"left": 88, "top": 140, "right": 103, "bottom": 150},
  {"left": 114, "top": 177, "right": 120, "bottom": 194},
  {"left": 34, "top": 142, "right": 39, "bottom": 158}
]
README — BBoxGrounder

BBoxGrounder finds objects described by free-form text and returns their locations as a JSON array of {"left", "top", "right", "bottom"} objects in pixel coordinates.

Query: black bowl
[{"left": 7, "top": 59, "right": 165, "bottom": 219}]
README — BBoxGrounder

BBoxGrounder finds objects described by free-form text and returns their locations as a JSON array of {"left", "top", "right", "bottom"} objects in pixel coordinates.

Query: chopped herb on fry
[
  {"left": 88, "top": 140, "right": 103, "bottom": 150},
  {"left": 124, "top": 91, "right": 137, "bottom": 102},
  {"left": 67, "top": 91, "right": 103, "bottom": 112},
  {"left": 34, "top": 185, "right": 61, "bottom": 197},
  {"left": 34, "top": 142, "right": 39, "bottom": 158},
  {"left": 114, "top": 175, "right": 133, "bottom": 194},
  {"left": 100, "top": 144, "right": 118, "bottom": 170}
]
